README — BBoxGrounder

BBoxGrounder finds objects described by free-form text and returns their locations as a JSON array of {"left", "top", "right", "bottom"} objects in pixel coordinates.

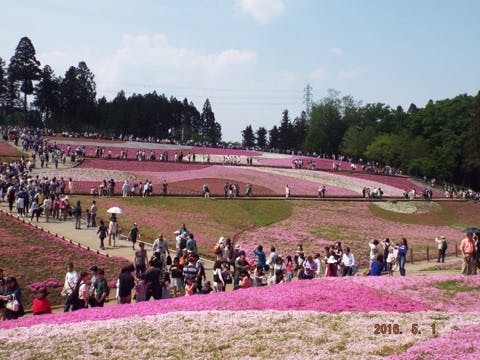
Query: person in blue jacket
[{"left": 370, "top": 255, "right": 385, "bottom": 276}]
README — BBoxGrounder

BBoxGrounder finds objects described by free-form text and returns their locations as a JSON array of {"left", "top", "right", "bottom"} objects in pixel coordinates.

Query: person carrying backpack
[{"left": 435, "top": 236, "right": 448, "bottom": 263}]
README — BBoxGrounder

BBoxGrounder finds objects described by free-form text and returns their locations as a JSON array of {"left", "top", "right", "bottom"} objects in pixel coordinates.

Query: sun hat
[{"left": 327, "top": 256, "right": 337, "bottom": 264}]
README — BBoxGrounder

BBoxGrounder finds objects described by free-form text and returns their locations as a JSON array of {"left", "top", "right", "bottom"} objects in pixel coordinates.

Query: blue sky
[{"left": 1, "top": 0, "right": 479, "bottom": 141}]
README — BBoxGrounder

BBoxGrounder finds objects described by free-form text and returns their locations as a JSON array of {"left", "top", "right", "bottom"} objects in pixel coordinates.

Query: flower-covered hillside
[{"left": 0, "top": 212, "right": 129, "bottom": 308}]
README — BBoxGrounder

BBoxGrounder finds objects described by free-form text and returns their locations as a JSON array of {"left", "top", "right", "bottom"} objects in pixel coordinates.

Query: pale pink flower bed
[
  {"left": 34, "top": 167, "right": 134, "bottom": 182},
  {"left": 387, "top": 323, "right": 480, "bottom": 360},
  {"left": 134, "top": 165, "right": 356, "bottom": 196},
  {"left": 78, "top": 158, "right": 210, "bottom": 172},
  {"left": 253, "top": 167, "right": 406, "bottom": 196}
]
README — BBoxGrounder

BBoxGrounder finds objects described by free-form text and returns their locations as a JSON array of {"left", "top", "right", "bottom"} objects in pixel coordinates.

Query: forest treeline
[
  {"left": 0, "top": 37, "right": 222, "bottom": 144},
  {"left": 241, "top": 89, "right": 480, "bottom": 189}
]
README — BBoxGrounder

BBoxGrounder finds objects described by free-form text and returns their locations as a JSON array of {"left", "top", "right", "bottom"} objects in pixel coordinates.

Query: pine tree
[
  {"left": 269, "top": 125, "right": 280, "bottom": 149},
  {"left": 34, "top": 65, "right": 61, "bottom": 127},
  {"left": 256, "top": 126, "right": 267, "bottom": 149},
  {"left": 200, "top": 98, "right": 222, "bottom": 144},
  {"left": 278, "top": 109, "right": 293, "bottom": 150},
  {"left": 0, "top": 57, "right": 8, "bottom": 120},
  {"left": 241, "top": 125, "right": 255, "bottom": 147},
  {"left": 7, "top": 37, "right": 41, "bottom": 119}
]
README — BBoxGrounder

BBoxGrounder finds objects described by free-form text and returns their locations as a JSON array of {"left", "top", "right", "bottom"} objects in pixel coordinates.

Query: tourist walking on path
[
  {"left": 108, "top": 214, "right": 118, "bottom": 247},
  {"left": 97, "top": 220, "right": 108, "bottom": 250},
  {"left": 90, "top": 200, "right": 97, "bottom": 227},
  {"left": 73, "top": 200, "right": 82, "bottom": 229},
  {"left": 128, "top": 222, "right": 140, "bottom": 250},
  {"left": 460, "top": 232, "right": 477, "bottom": 275},
  {"left": 30, "top": 198, "right": 41, "bottom": 222},
  {"left": 43, "top": 196, "right": 52, "bottom": 222},
  {"left": 152, "top": 233, "right": 170, "bottom": 257},
  {"left": 435, "top": 236, "right": 448, "bottom": 263},
  {"left": 134, "top": 242, "right": 148, "bottom": 277}
]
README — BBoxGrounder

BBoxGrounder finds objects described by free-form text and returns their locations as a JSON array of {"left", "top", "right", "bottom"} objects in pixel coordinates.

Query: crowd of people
[{"left": 3, "top": 221, "right": 480, "bottom": 321}]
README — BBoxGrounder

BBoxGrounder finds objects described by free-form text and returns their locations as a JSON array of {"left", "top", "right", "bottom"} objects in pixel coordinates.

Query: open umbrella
[
  {"left": 462, "top": 227, "right": 480, "bottom": 233},
  {"left": 106, "top": 206, "right": 123, "bottom": 215}
]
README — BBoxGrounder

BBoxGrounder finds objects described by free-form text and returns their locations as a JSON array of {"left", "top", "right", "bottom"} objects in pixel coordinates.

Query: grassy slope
[{"left": 73, "top": 196, "right": 292, "bottom": 256}]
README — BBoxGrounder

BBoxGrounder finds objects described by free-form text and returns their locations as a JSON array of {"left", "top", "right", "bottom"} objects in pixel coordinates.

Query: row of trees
[
  {"left": 242, "top": 90, "right": 480, "bottom": 189},
  {"left": 0, "top": 37, "right": 222, "bottom": 143}
]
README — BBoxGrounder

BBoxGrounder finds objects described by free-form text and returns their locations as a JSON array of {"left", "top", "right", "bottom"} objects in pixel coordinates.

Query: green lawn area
[{"left": 73, "top": 196, "right": 292, "bottom": 257}]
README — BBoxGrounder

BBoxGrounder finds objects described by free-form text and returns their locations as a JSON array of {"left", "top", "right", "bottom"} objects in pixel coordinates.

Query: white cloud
[
  {"left": 309, "top": 66, "right": 328, "bottom": 81},
  {"left": 328, "top": 47, "right": 344, "bottom": 56},
  {"left": 92, "top": 33, "right": 257, "bottom": 96},
  {"left": 338, "top": 67, "right": 366, "bottom": 80},
  {"left": 237, "top": 0, "right": 286, "bottom": 24}
]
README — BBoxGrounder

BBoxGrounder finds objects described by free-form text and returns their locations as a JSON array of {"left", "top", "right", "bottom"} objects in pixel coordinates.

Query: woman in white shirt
[{"left": 78, "top": 272, "right": 90, "bottom": 309}]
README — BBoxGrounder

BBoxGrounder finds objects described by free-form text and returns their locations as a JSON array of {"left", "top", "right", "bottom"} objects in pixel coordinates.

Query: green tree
[
  {"left": 34, "top": 65, "right": 61, "bottom": 127},
  {"left": 0, "top": 57, "right": 8, "bottom": 120},
  {"left": 76, "top": 61, "right": 97, "bottom": 129},
  {"left": 200, "top": 98, "right": 222, "bottom": 144},
  {"left": 7, "top": 37, "right": 41, "bottom": 119},
  {"left": 60, "top": 66, "right": 81, "bottom": 130},
  {"left": 462, "top": 91, "right": 480, "bottom": 188},
  {"left": 269, "top": 125, "right": 280, "bottom": 149},
  {"left": 278, "top": 109, "right": 293, "bottom": 150},
  {"left": 241, "top": 124, "right": 255, "bottom": 147},
  {"left": 364, "top": 134, "right": 402, "bottom": 166},
  {"left": 340, "top": 126, "right": 377, "bottom": 160},
  {"left": 256, "top": 126, "right": 267, "bottom": 149},
  {"left": 292, "top": 111, "right": 308, "bottom": 150},
  {"left": 303, "top": 90, "right": 353, "bottom": 154}
]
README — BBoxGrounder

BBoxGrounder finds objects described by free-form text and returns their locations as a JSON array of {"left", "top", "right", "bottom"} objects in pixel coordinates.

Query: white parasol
[{"left": 106, "top": 206, "right": 123, "bottom": 215}]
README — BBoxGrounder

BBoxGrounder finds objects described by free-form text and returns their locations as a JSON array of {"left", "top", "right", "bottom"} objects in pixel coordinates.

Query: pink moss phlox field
[
  {"left": 359, "top": 275, "right": 480, "bottom": 312},
  {"left": 387, "top": 323, "right": 480, "bottom": 360},
  {"left": 0, "top": 140, "right": 22, "bottom": 155},
  {"left": 134, "top": 165, "right": 356, "bottom": 196},
  {"left": 0, "top": 277, "right": 430, "bottom": 330},
  {"left": 55, "top": 142, "right": 260, "bottom": 158},
  {"left": 27, "top": 279, "right": 63, "bottom": 292},
  {"left": 236, "top": 201, "right": 461, "bottom": 260},
  {"left": 78, "top": 159, "right": 210, "bottom": 172}
]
